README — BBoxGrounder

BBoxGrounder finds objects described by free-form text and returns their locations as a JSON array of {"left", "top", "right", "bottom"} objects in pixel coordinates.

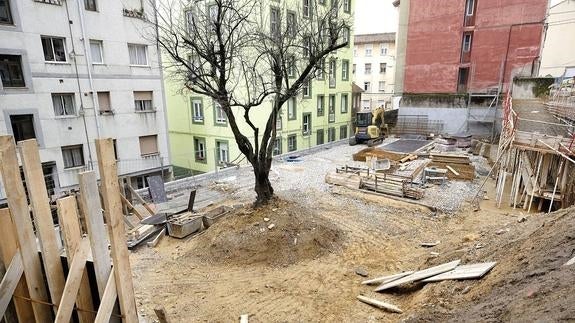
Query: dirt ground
[{"left": 131, "top": 144, "right": 575, "bottom": 322}]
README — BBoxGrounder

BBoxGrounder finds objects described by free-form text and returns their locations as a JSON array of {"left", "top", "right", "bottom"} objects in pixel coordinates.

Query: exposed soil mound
[
  {"left": 187, "top": 199, "right": 344, "bottom": 267},
  {"left": 407, "top": 207, "right": 575, "bottom": 322}
]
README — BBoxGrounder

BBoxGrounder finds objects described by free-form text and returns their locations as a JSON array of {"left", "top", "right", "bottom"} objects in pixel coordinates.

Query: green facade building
[{"left": 166, "top": 0, "right": 355, "bottom": 176}]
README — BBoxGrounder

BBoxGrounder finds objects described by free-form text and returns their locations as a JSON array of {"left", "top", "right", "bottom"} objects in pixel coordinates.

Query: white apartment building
[
  {"left": 0, "top": 0, "right": 171, "bottom": 202},
  {"left": 352, "top": 33, "right": 396, "bottom": 112}
]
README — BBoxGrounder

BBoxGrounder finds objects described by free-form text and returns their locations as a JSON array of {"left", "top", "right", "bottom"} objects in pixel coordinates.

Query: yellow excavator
[{"left": 350, "top": 106, "right": 395, "bottom": 147}]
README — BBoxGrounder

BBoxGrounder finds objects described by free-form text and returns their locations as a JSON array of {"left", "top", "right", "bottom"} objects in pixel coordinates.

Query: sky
[
  {"left": 353, "top": 0, "right": 399, "bottom": 35},
  {"left": 353, "top": 0, "right": 562, "bottom": 35}
]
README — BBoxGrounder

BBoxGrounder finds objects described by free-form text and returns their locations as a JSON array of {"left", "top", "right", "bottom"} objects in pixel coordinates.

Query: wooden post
[
  {"left": 0, "top": 209, "right": 34, "bottom": 323},
  {"left": 57, "top": 197, "right": 95, "bottom": 323},
  {"left": 78, "top": 171, "right": 112, "bottom": 298},
  {"left": 18, "top": 139, "right": 67, "bottom": 307},
  {"left": 94, "top": 273, "right": 118, "bottom": 323},
  {"left": 0, "top": 251, "right": 24, "bottom": 318},
  {"left": 96, "top": 139, "right": 138, "bottom": 323},
  {"left": 0, "top": 136, "right": 52, "bottom": 322},
  {"left": 54, "top": 239, "right": 90, "bottom": 323}
]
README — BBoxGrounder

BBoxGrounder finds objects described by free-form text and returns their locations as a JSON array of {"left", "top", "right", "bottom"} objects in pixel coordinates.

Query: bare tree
[{"left": 154, "top": 0, "right": 350, "bottom": 205}]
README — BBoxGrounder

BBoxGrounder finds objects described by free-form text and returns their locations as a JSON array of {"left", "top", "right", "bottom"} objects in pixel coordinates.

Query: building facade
[
  {"left": 0, "top": 0, "right": 171, "bottom": 202},
  {"left": 394, "top": 0, "right": 547, "bottom": 94},
  {"left": 539, "top": 0, "right": 575, "bottom": 78},
  {"left": 352, "top": 33, "right": 396, "bottom": 112},
  {"left": 167, "top": 0, "right": 354, "bottom": 176}
]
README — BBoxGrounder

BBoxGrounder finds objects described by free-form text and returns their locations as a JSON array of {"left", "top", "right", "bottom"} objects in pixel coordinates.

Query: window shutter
[
  {"left": 139, "top": 135, "right": 158, "bottom": 156},
  {"left": 98, "top": 92, "right": 111, "bottom": 111},
  {"left": 134, "top": 91, "right": 153, "bottom": 101}
]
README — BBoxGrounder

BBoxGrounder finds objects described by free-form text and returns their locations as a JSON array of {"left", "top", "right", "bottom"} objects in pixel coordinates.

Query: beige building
[
  {"left": 352, "top": 33, "right": 396, "bottom": 112},
  {"left": 539, "top": 0, "right": 575, "bottom": 77}
]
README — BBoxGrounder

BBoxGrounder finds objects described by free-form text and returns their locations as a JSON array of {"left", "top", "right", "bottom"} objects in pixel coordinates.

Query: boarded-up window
[
  {"left": 139, "top": 135, "right": 158, "bottom": 156},
  {"left": 98, "top": 92, "right": 111, "bottom": 112}
]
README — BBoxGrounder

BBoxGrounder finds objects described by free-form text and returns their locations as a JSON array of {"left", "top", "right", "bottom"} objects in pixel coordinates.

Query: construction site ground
[{"left": 131, "top": 140, "right": 575, "bottom": 322}]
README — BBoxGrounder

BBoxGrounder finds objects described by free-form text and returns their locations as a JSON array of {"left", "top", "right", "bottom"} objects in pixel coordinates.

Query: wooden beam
[
  {"left": 94, "top": 273, "right": 117, "bottom": 323},
  {"left": 57, "top": 197, "right": 95, "bottom": 323},
  {"left": 120, "top": 194, "right": 144, "bottom": 220},
  {"left": 356, "top": 295, "right": 403, "bottom": 314},
  {"left": 54, "top": 239, "right": 90, "bottom": 323},
  {"left": 96, "top": 138, "right": 138, "bottom": 323},
  {"left": 127, "top": 185, "right": 155, "bottom": 216},
  {"left": 537, "top": 139, "right": 575, "bottom": 165},
  {"left": 0, "top": 252, "right": 23, "bottom": 318},
  {"left": 18, "top": 139, "right": 66, "bottom": 306},
  {"left": 78, "top": 171, "right": 112, "bottom": 298},
  {"left": 0, "top": 209, "right": 34, "bottom": 323},
  {"left": 0, "top": 136, "right": 52, "bottom": 322}
]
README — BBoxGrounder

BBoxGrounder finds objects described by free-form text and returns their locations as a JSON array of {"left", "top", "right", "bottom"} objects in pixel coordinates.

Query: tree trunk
[{"left": 253, "top": 161, "right": 274, "bottom": 205}]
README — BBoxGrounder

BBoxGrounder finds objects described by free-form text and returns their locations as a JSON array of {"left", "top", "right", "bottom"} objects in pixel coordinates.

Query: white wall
[
  {"left": 539, "top": 0, "right": 575, "bottom": 77},
  {"left": 0, "top": 0, "right": 169, "bottom": 197}
]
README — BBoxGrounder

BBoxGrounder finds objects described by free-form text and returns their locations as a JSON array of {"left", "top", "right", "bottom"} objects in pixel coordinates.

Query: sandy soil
[{"left": 130, "top": 143, "right": 574, "bottom": 322}]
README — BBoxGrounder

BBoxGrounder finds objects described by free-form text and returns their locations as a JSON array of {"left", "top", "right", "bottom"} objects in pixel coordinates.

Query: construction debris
[
  {"left": 564, "top": 256, "right": 575, "bottom": 267},
  {"left": 353, "top": 147, "right": 407, "bottom": 163},
  {"left": 361, "top": 271, "right": 415, "bottom": 286},
  {"left": 374, "top": 260, "right": 461, "bottom": 292},
  {"left": 166, "top": 212, "right": 203, "bottom": 239},
  {"left": 357, "top": 295, "right": 403, "bottom": 314},
  {"left": 325, "top": 172, "right": 362, "bottom": 190},
  {"left": 421, "top": 262, "right": 497, "bottom": 282},
  {"left": 355, "top": 267, "right": 369, "bottom": 277},
  {"left": 146, "top": 228, "right": 166, "bottom": 248},
  {"left": 420, "top": 241, "right": 440, "bottom": 248}
]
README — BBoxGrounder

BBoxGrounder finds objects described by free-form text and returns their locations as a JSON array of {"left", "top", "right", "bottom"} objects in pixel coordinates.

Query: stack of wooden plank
[
  {"left": 353, "top": 147, "right": 407, "bottom": 163},
  {"left": 362, "top": 176, "right": 405, "bottom": 197},
  {"left": 403, "top": 185, "right": 425, "bottom": 199},
  {"left": 325, "top": 172, "right": 362, "bottom": 190},
  {"left": 429, "top": 153, "right": 475, "bottom": 181}
]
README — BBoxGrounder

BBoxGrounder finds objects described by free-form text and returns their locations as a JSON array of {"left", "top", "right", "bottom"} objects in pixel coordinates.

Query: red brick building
[{"left": 394, "top": 0, "right": 548, "bottom": 94}]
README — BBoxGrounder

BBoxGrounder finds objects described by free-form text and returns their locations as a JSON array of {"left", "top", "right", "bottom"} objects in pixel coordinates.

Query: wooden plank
[
  {"left": 18, "top": 139, "right": 66, "bottom": 306},
  {"left": 240, "top": 314, "right": 249, "bottom": 323},
  {"left": 127, "top": 184, "right": 155, "bottom": 216},
  {"left": 0, "top": 209, "right": 34, "bottom": 323},
  {"left": 120, "top": 193, "right": 144, "bottom": 220},
  {"left": 0, "top": 136, "right": 52, "bottom": 322},
  {"left": 446, "top": 165, "right": 460, "bottom": 176},
  {"left": 57, "top": 197, "right": 95, "bottom": 323},
  {"left": 147, "top": 228, "right": 166, "bottom": 248},
  {"left": 361, "top": 271, "right": 414, "bottom": 285},
  {"left": 374, "top": 260, "right": 461, "bottom": 292},
  {"left": 96, "top": 138, "right": 138, "bottom": 323},
  {"left": 78, "top": 171, "right": 112, "bottom": 298},
  {"left": 54, "top": 239, "right": 90, "bottom": 323},
  {"left": 564, "top": 256, "right": 575, "bottom": 267},
  {"left": 94, "top": 272, "right": 118, "bottom": 323},
  {"left": 422, "top": 262, "right": 497, "bottom": 282},
  {"left": 356, "top": 295, "right": 403, "bottom": 314},
  {"left": 0, "top": 252, "right": 24, "bottom": 318}
]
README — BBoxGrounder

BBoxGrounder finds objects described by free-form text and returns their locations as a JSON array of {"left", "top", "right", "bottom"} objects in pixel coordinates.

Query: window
[
  {"left": 302, "top": 79, "right": 311, "bottom": 98},
  {"left": 0, "top": 0, "right": 13, "bottom": 25},
  {"left": 364, "top": 81, "right": 370, "bottom": 92},
  {"left": 0, "top": 55, "right": 25, "bottom": 87},
  {"left": 276, "top": 115, "right": 282, "bottom": 130},
  {"left": 190, "top": 98, "right": 204, "bottom": 122},
  {"left": 342, "top": 27, "right": 350, "bottom": 45},
  {"left": 343, "top": 0, "right": 351, "bottom": 13},
  {"left": 214, "top": 102, "right": 227, "bottom": 124},
  {"left": 328, "top": 127, "right": 336, "bottom": 142},
  {"left": 340, "top": 93, "right": 348, "bottom": 113},
  {"left": 128, "top": 44, "right": 148, "bottom": 66},
  {"left": 85, "top": 0, "right": 96, "bottom": 11},
  {"left": 10, "top": 115, "right": 36, "bottom": 142},
  {"left": 41, "top": 36, "right": 66, "bottom": 62},
  {"left": 302, "top": 113, "right": 311, "bottom": 136},
  {"left": 316, "top": 129, "right": 324, "bottom": 145},
  {"left": 352, "top": 64, "right": 356, "bottom": 75},
  {"left": 273, "top": 138, "right": 282, "bottom": 156},
  {"left": 317, "top": 95, "right": 325, "bottom": 116},
  {"left": 287, "top": 135, "right": 297, "bottom": 152},
  {"left": 317, "top": 59, "right": 325, "bottom": 80},
  {"left": 209, "top": 5, "right": 218, "bottom": 23},
  {"left": 364, "top": 63, "right": 372, "bottom": 74},
  {"left": 340, "top": 125, "right": 348, "bottom": 139},
  {"left": 365, "top": 45, "right": 372, "bottom": 57},
  {"left": 139, "top": 135, "right": 159, "bottom": 156},
  {"left": 465, "top": 0, "right": 475, "bottom": 16},
  {"left": 362, "top": 99, "right": 370, "bottom": 110},
  {"left": 342, "top": 60, "right": 349, "bottom": 81},
  {"left": 194, "top": 137, "right": 206, "bottom": 161},
  {"left": 303, "top": 36, "right": 311, "bottom": 57},
  {"left": 379, "top": 62, "right": 387, "bottom": 73},
  {"left": 270, "top": 7, "right": 280, "bottom": 36},
  {"left": 329, "top": 59, "right": 336, "bottom": 88},
  {"left": 302, "top": 0, "right": 310, "bottom": 18},
  {"left": 98, "top": 92, "right": 111, "bottom": 113},
  {"left": 216, "top": 141, "right": 229, "bottom": 163},
  {"left": 52, "top": 93, "right": 75, "bottom": 116},
  {"left": 134, "top": 91, "right": 153, "bottom": 111},
  {"left": 135, "top": 175, "right": 149, "bottom": 189},
  {"left": 62, "top": 145, "right": 85, "bottom": 169},
  {"left": 90, "top": 40, "right": 103, "bottom": 64},
  {"left": 287, "top": 55, "right": 296, "bottom": 78},
  {"left": 379, "top": 81, "right": 385, "bottom": 92},
  {"left": 328, "top": 95, "right": 335, "bottom": 122},
  {"left": 380, "top": 45, "right": 388, "bottom": 56},
  {"left": 287, "top": 97, "right": 297, "bottom": 120},
  {"left": 286, "top": 11, "right": 296, "bottom": 37},
  {"left": 462, "top": 33, "right": 472, "bottom": 52},
  {"left": 457, "top": 67, "right": 469, "bottom": 93},
  {"left": 330, "top": 0, "right": 339, "bottom": 17}
]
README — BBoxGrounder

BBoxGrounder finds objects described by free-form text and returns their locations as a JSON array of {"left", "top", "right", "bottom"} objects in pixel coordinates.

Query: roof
[
  {"left": 354, "top": 33, "right": 396, "bottom": 45},
  {"left": 352, "top": 82, "right": 365, "bottom": 93}
]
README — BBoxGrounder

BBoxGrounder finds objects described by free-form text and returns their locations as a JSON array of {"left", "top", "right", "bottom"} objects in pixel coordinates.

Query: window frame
[
  {"left": 287, "top": 134, "right": 297, "bottom": 152},
  {"left": 84, "top": 0, "right": 97, "bottom": 11},
  {"left": 270, "top": 6, "right": 280, "bottom": 37},
  {"left": 317, "top": 94, "right": 325, "bottom": 117},
  {"left": 272, "top": 137, "right": 282, "bottom": 156},
  {"left": 316, "top": 129, "right": 324, "bottom": 145},
  {"left": 380, "top": 45, "right": 388, "bottom": 56},
  {"left": 378, "top": 81, "right": 385, "bottom": 92},
  {"left": 61, "top": 145, "right": 85, "bottom": 169},
  {"left": 214, "top": 101, "right": 227, "bottom": 126},
  {"left": 341, "top": 59, "right": 349, "bottom": 81},
  {"left": 462, "top": 33, "right": 472, "bottom": 52},
  {"left": 340, "top": 93, "right": 348, "bottom": 113},
  {"left": 302, "top": 113, "right": 312, "bottom": 136},
  {"left": 139, "top": 135, "right": 159, "bottom": 157},
  {"left": 379, "top": 62, "right": 387, "bottom": 74},
  {"left": 339, "top": 125, "right": 348, "bottom": 139},
  {"left": 287, "top": 97, "right": 297, "bottom": 120},
  {"left": 0, "top": 0, "right": 14, "bottom": 25},
  {"left": 52, "top": 93, "right": 76, "bottom": 117},
  {"left": 365, "top": 44, "right": 372, "bottom": 57},
  {"left": 134, "top": 91, "right": 154, "bottom": 112},
  {"left": 89, "top": 39, "right": 104, "bottom": 64},
  {"left": 41, "top": 36, "right": 67, "bottom": 63},
  {"left": 302, "top": 79, "right": 311, "bottom": 98},
  {"left": 216, "top": 140, "right": 230, "bottom": 164},
  {"left": 302, "top": 0, "right": 310, "bottom": 18},
  {"left": 10, "top": 114, "right": 36, "bottom": 143},
  {"left": 286, "top": 10, "right": 297, "bottom": 37},
  {"left": 128, "top": 43, "right": 149, "bottom": 66},
  {"left": 193, "top": 136, "right": 207, "bottom": 163},
  {"left": 364, "top": 81, "right": 370, "bottom": 92},
  {"left": 329, "top": 59, "right": 336, "bottom": 88},
  {"left": 465, "top": 0, "right": 475, "bottom": 16},
  {"left": 343, "top": 0, "right": 351, "bottom": 13},
  {"left": 328, "top": 94, "right": 336, "bottom": 123},
  {"left": 364, "top": 63, "right": 372, "bottom": 74},
  {"left": 0, "top": 54, "right": 26, "bottom": 88}
]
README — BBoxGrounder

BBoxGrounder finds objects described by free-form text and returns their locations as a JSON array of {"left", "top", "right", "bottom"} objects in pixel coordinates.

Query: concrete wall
[
  {"left": 539, "top": 0, "right": 575, "bottom": 77},
  {"left": 402, "top": 0, "right": 547, "bottom": 94},
  {"left": 393, "top": 0, "right": 409, "bottom": 96},
  {"left": 512, "top": 77, "right": 554, "bottom": 99},
  {"left": 0, "top": 0, "right": 171, "bottom": 199}
]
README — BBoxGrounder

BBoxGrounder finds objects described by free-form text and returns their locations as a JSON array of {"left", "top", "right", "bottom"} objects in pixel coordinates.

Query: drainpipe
[{"left": 76, "top": 0, "right": 102, "bottom": 139}]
